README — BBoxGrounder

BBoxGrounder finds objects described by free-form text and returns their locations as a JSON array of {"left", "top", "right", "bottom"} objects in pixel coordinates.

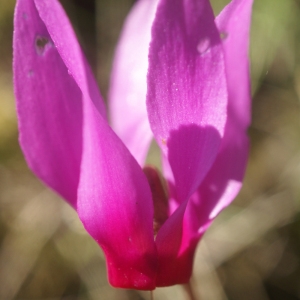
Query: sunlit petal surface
[
  {"left": 147, "top": 0, "right": 228, "bottom": 204},
  {"left": 147, "top": 0, "right": 229, "bottom": 286}
]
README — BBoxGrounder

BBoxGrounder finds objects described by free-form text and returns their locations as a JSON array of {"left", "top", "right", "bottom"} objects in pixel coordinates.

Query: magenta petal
[
  {"left": 216, "top": 0, "right": 253, "bottom": 130},
  {"left": 109, "top": 0, "right": 158, "bottom": 165},
  {"left": 15, "top": 0, "right": 157, "bottom": 289},
  {"left": 155, "top": 200, "right": 192, "bottom": 286},
  {"left": 194, "top": 0, "right": 253, "bottom": 218},
  {"left": 34, "top": 0, "right": 107, "bottom": 119},
  {"left": 178, "top": 0, "right": 253, "bottom": 269},
  {"left": 155, "top": 0, "right": 253, "bottom": 285},
  {"left": 13, "top": 0, "right": 86, "bottom": 207},
  {"left": 77, "top": 101, "right": 157, "bottom": 290},
  {"left": 147, "top": 0, "right": 228, "bottom": 202}
]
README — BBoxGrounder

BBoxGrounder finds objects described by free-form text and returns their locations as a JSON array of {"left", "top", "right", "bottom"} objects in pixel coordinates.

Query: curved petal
[
  {"left": 154, "top": 0, "right": 253, "bottom": 285},
  {"left": 77, "top": 101, "right": 157, "bottom": 290},
  {"left": 216, "top": 0, "right": 253, "bottom": 129},
  {"left": 147, "top": 0, "right": 228, "bottom": 202},
  {"left": 14, "top": 0, "right": 157, "bottom": 290},
  {"left": 184, "top": 0, "right": 253, "bottom": 237},
  {"left": 13, "top": 0, "right": 85, "bottom": 207},
  {"left": 109, "top": 0, "right": 158, "bottom": 165}
]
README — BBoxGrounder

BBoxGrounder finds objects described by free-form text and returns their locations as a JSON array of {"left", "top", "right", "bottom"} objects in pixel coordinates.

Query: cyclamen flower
[{"left": 13, "top": 0, "right": 253, "bottom": 291}]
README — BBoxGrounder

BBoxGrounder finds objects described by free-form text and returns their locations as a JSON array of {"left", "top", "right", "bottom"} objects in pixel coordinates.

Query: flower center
[{"left": 143, "top": 166, "right": 169, "bottom": 237}]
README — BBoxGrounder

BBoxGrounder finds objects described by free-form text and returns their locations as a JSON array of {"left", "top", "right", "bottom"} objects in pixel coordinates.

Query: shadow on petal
[
  {"left": 155, "top": 124, "right": 221, "bottom": 285},
  {"left": 167, "top": 124, "right": 222, "bottom": 203}
]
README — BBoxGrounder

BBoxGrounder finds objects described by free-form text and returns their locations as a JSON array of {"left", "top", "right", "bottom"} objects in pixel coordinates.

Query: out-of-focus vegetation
[{"left": 0, "top": 0, "right": 300, "bottom": 299}]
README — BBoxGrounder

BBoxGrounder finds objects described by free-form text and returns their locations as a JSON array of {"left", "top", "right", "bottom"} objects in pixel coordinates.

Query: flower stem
[
  {"left": 150, "top": 290, "right": 154, "bottom": 300},
  {"left": 183, "top": 281, "right": 197, "bottom": 300}
]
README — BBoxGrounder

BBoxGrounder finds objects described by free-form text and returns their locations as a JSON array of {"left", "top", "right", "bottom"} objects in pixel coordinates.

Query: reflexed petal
[
  {"left": 147, "top": 0, "right": 228, "bottom": 202},
  {"left": 15, "top": 0, "right": 157, "bottom": 289},
  {"left": 109, "top": 0, "right": 158, "bottom": 165},
  {"left": 184, "top": 0, "right": 253, "bottom": 235},
  {"left": 13, "top": 0, "right": 85, "bottom": 207},
  {"left": 154, "top": 0, "right": 253, "bottom": 285},
  {"left": 77, "top": 101, "right": 157, "bottom": 290}
]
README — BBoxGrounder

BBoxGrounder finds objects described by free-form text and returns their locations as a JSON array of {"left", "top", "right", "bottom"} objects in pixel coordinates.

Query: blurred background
[{"left": 0, "top": 0, "right": 300, "bottom": 299}]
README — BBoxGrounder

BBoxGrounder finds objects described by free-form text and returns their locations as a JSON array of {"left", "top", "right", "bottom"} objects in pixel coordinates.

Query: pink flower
[{"left": 13, "top": 0, "right": 253, "bottom": 290}]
